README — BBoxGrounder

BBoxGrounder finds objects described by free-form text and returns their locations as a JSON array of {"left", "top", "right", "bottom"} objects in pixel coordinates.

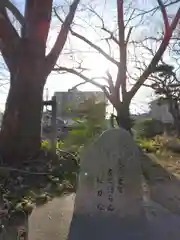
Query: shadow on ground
[{"left": 1, "top": 151, "right": 180, "bottom": 239}]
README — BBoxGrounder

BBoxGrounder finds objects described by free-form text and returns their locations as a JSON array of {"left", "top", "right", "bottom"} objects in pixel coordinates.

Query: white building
[
  {"left": 54, "top": 90, "right": 107, "bottom": 125},
  {"left": 149, "top": 99, "right": 174, "bottom": 124}
]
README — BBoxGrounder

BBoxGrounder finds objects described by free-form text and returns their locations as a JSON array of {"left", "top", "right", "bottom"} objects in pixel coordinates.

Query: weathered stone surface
[
  {"left": 14, "top": 129, "right": 180, "bottom": 239},
  {"left": 68, "top": 128, "right": 149, "bottom": 240},
  {"left": 29, "top": 194, "right": 75, "bottom": 240}
]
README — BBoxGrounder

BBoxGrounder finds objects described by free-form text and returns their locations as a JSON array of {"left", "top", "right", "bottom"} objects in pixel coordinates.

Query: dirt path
[{"left": 29, "top": 194, "right": 75, "bottom": 240}]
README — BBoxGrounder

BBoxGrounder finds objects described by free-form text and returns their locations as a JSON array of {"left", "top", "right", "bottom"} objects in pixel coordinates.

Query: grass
[
  {"left": 149, "top": 151, "right": 180, "bottom": 179},
  {"left": 135, "top": 135, "right": 180, "bottom": 179}
]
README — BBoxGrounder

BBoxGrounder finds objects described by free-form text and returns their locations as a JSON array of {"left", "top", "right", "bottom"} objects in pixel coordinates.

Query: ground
[
  {"left": 1, "top": 144, "right": 180, "bottom": 239},
  {"left": 29, "top": 194, "right": 75, "bottom": 240},
  {"left": 149, "top": 151, "right": 180, "bottom": 179},
  {"left": 27, "top": 151, "right": 180, "bottom": 240},
  {"left": 28, "top": 151, "right": 180, "bottom": 240},
  {"left": 0, "top": 149, "right": 78, "bottom": 238}
]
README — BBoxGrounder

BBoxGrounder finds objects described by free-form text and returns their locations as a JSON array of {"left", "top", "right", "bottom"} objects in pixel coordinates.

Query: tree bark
[
  {"left": 0, "top": 0, "right": 80, "bottom": 166},
  {"left": 172, "top": 100, "right": 180, "bottom": 136},
  {"left": 0, "top": 68, "right": 45, "bottom": 165},
  {"left": 115, "top": 103, "right": 132, "bottom": 133},
  {"left": 168, "top": 99, "right": 180, "bottom": 136}
]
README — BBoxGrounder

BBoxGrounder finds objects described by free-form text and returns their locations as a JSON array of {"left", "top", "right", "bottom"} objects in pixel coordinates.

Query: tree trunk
[
  {"left": 173, "top": 101, "right": 180, "bottom": 137},
  {"left": 168, "top": 99, "right": 180, "bottom": 137},
  {"left": 0, "top": 70, "right": 45, "bottom": 165},
  {"left": 115, "top": 103, "right": 132, "bottom": 133}
]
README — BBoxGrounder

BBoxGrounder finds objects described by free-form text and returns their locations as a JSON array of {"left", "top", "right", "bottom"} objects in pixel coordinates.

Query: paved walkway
[
  {"left": 28, "top": 192, "right": 180, "bottom": 240},
  {"left": 29, "top": 194, "right": 75, "bottom": 240}
]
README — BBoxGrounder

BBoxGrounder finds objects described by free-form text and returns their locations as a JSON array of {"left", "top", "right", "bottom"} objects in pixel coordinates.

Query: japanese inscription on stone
[
  {"left": 96, "top": 160, "right": 124, "bottom": 212},
  {"left": 96, "top": 168, "right": 115, "bottom": 211},
  {"left": 68, "top": 128, "right": 149, "bottom": 240},
  {"left": 71, "top": 128, "right": 145, "bottom": 218}
]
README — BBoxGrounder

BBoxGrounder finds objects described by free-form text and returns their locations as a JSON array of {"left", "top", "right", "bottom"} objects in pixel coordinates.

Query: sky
[{"left": 0, "top": 0, "right": 179, "bottom": 114}]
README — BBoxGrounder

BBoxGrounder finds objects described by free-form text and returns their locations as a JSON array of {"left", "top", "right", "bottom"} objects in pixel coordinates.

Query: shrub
[
  {"left": 136, "top": 138, "right": 161, "bottom": 153},
  {"left": 134, "top": 118, "right": 163, "bottom": 138},
  {"left": 59, "top": 97, "right": 108, "bottom": 152},
  {"left": 41, "top": 139, "right": 50, "bottom": 149}
]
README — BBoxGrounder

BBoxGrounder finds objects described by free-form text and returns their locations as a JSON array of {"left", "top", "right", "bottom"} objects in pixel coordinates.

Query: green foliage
[
  {"left": 153, "top": 64, "right": 174, "bottom": 77},
  {"left": 134, "top": 118, "right": 163, "bottom": 138},
  {"left": 136, "top": 135, "right": 180, "bottom": 155},
  {"left": 41, "top": 140, "right": 50, "bottom": 149},
  {"left": 61, "top": 96, "right": 107, "bottom": 151},
  {"left": 42, "top": 139, "right": 66, "bottom": 151},
  {"left": 56, "top": 140, "right": 65, "bottom": 149},
  {"left": 136, "top": 137, "right": 162, "bottom": 153}
]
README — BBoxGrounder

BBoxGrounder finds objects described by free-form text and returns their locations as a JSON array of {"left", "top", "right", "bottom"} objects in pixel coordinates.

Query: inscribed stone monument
[
  {"left": 68, "top": 128, "right": 149, "bottom": 240},
  {"left": 26, "top": 128, "right": 180, "bottom": 239}
]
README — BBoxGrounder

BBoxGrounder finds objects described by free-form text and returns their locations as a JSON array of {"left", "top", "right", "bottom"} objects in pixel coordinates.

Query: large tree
[
  {"left": 0, "top": 0, "right": 80, "bottom": 165},
  {"left": 147, "top": 64, "right": 180, "bottom": 135},
  {"left": 54, "top": 0, "right": 180, "bottom": 132}
]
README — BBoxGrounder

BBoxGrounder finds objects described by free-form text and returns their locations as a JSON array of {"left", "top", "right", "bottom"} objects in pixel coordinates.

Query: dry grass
[{"left": 148, "top": 151, "right": 180, "bottom": 179}]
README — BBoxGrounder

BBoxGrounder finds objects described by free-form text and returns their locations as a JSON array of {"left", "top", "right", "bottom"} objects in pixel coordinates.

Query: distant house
[
  {"left": 54, "top": 89, "right": 107, "bottom": 126},
  {"left": 149, "top": 98, "right": 174, "bottom": 124},
  {"left": 41, "top": 90, "right": 107, "bottom": 140}
]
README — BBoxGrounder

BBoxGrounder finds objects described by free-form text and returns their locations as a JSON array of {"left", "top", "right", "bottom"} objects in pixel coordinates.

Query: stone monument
[
  {"left": 26, "top": 128, "right": 180, "bottom": 239},
  {"left": 68, "top": 128, "right": 149, "bottom": 240}
]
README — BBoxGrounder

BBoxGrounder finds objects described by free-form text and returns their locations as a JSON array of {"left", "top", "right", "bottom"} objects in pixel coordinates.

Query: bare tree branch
[
  {"left": 3, "top": 0, "right": 24, "bottom": 25},
  {"left": 53, "top": 8, "right": 119, "bottom": 66},
  {"left": 53, "top": 0, "right": 180, "bottom": 131},
  {"left": 125, "top": 9, "right": 135, "bottom": 28},
  {"left": 54, "top": 65, "right": 108, "bottom": 89},
  {"left": 101, "top": 27, "right": 119, "bottom": 46},
  {"left": 71, "top": 30, "right": 119, "bottom": 66},
  {"left": 54, "top": 65, "right": 116, "bottom": 103},
  {"left": 45, "top": 0, "right": 80, "bottom": 74},
  {"left": 87, "top": 7, "right": 119, "bottom": 46},
  {"left": 132, "top": 0, "right": 180, "bottom": 22},
  {"left": 126, "top": 27, "right": 133, "bottom": 45},
  {"left": 116, "top": 0, "right": 127, "bottom": 100},
  {"left": 70, "top": 81, "right": 90, "bottom": 90},
  {"left": 157, "top": 0, "right": 170, "bottom": 37},
  {"left": 106, "top": 70, "right": 115, "bottom": 94},
  {"left": 128, "top": 5, "right": 180, "bottom": 100},
  {"left": 0, "top": 5, "right": 20, "bottom": 74},
  {"left": 170, "top": 7, "right": 180, "bottom": 33}
]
